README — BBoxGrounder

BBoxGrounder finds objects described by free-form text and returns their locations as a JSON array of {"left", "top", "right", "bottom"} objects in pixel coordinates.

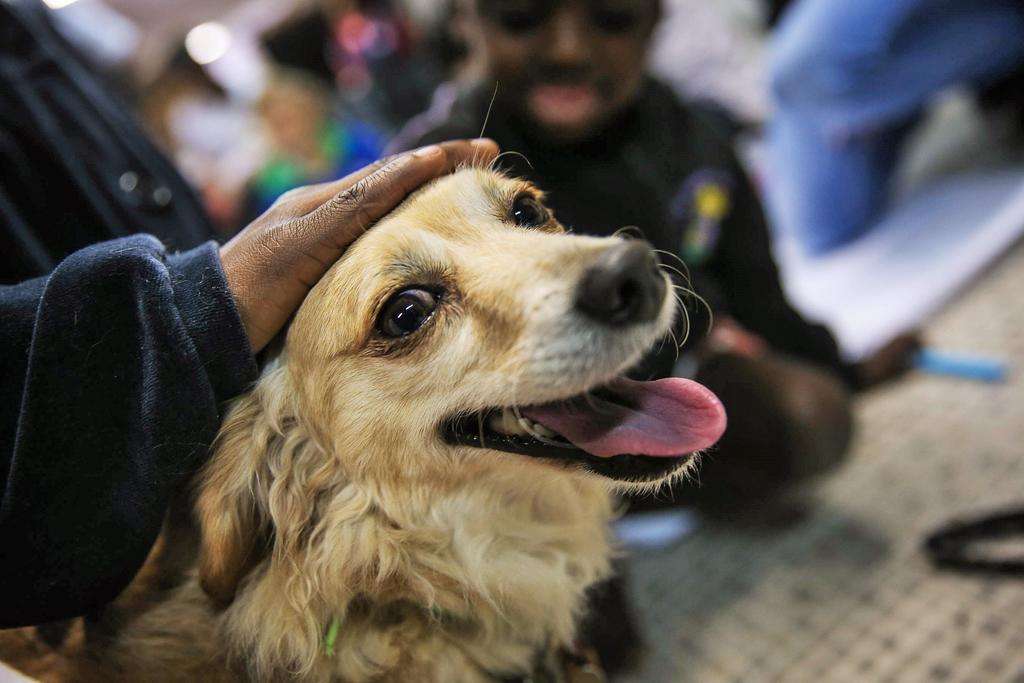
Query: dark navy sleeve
[{"left": 0, "top": 234, "right": 258, "bottom": 627}]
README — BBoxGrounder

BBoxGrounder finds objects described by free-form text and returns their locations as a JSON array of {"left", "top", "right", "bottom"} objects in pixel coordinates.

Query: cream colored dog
[{"left": 1, "top": 167, "right": 725, "bottom": 682}]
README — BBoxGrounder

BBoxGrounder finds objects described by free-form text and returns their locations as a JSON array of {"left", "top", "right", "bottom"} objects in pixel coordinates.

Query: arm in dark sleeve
[
  {"left": 707, "top": 162, "right": 860, "bottom": 388},
  {"left": 0, "top": 235, "right": 258, "bottom": 627}
]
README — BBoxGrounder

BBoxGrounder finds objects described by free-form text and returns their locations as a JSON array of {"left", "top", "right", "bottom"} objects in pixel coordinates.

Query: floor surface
[{"left": 620, "top": 240, "right": 1024, "bottom": 682}]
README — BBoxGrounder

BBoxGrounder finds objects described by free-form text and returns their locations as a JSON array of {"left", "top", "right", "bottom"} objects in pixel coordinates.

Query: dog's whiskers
[
  {"left": 611, "top": 225, "right": 646, "bottom": 241},
  {"left": 651, "top": 248, "right": 692, "bottom": 280},
  {"left": 667, "top": 326, "right": 682, "bottom": 363},
  {"left": 479, "top": 82, "right": 499, "bottom": 140},
  {"left": 489, "top": 149, "right": 534, "bottom": 171},
  {"left": 666, "top": 276, "right": 705, "bottom": 306},
  {"left": 671, "top": 281, "right": 712, "bottom": 338},
  {"left": 655, "top": 330, "right": 670, "bottom": 357},
  {"left": 670, "top": 287, "right": 693, "bottom": 350},
  {"left": 657, "top": 262, "right": 691, "bottom": 287}
]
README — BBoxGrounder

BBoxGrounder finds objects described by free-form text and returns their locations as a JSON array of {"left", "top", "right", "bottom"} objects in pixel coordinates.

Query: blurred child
[
  {"left": 244, "top": 69, "right": 384, "bottom": 221},
  {"left": 392, "top": 0, "right": 918, "bottom": 512},
  {"left": 139, "top": 50, "right": 264, "bottom": 234}
]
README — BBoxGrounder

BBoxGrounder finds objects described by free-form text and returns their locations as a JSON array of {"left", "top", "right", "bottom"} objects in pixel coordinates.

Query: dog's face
[{"left": 284, "top": 167, "right": 726, "bottom": 490}]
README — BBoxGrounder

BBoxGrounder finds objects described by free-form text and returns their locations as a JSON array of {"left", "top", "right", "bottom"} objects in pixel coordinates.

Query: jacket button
[
  {"left": 119, "top": 171, "right": 139, "bottom": 194},
  {"left": 151, "top": 186, "right": 172, "bottom": 207},
  {"left": 119, "top": 171, "right": 173, "bottom": 212}
]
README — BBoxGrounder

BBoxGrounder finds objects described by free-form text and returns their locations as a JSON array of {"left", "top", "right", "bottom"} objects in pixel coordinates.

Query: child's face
[{"left": 467, "top": 0, "right": 659, "bottom": 145}]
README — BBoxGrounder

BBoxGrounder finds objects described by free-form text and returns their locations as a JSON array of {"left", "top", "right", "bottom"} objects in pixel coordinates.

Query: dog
[{"left": 0, "top": 167, "right": 726, "bottom": 682}]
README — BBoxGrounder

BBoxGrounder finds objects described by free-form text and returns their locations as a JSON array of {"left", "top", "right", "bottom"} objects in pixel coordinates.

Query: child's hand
[
  {"left": 706, "top": 317, "right": 768, "bottom": 358},
  {"left": 856, "top": 331, "right": 923, "bottom": 389}
]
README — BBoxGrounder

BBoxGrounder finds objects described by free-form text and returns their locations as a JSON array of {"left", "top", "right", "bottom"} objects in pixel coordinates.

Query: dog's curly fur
[{"left": 1, "top": 168, "right": 690, "bottom": 682}]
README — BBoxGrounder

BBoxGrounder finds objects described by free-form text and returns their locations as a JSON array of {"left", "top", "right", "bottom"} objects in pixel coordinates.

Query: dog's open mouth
[{"left": 443, "top": 377, "right": 727, "bottom": 482}]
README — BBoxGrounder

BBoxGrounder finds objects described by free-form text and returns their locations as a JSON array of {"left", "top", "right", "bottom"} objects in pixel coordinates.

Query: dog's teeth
[
  {"left": 489, "top": 410, "right": 530, "bottom": 436},
  {"left": 528, "top": 421, "right": 559, "bottom": 439},
  {"left": 487, "top": 408, "right": 562, "bottom": 440},
  {"left": 515, "top": 414, "right": 559, "bottom": 439}
]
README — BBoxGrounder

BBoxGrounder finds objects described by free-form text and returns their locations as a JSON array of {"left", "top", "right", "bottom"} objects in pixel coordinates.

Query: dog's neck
[{"left": 220, "top": 461, "right": 616, "bottom": 682}]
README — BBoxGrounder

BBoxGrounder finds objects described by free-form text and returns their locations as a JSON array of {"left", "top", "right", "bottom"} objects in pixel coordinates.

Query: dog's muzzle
[{"left": 575, "top": 240, "right": 665, "bottom": 327}]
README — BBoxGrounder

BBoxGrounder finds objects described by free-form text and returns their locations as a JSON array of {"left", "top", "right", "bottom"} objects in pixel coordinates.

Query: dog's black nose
[{"left": 575, "top": 240, "right": 666, "bottom": 326}]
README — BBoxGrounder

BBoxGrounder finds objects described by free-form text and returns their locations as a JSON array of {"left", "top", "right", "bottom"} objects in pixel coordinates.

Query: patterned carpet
[{"left": 620, "top": 241, "right": 1024, "bottom": 683}]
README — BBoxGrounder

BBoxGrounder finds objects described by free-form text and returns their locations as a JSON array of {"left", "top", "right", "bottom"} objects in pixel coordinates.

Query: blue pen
[{"left": 913, "top": 349, "right": 1009, "bottom": 383}]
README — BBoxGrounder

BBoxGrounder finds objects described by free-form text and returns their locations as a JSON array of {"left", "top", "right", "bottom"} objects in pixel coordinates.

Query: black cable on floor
[{"left": 925, "top": 508, "right": 1024, "bottom": 576}]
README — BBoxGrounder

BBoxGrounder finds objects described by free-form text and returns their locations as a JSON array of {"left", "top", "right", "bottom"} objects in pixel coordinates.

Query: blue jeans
[{"left": 765, "top": 0, "right": 1024, "bottom": 255}]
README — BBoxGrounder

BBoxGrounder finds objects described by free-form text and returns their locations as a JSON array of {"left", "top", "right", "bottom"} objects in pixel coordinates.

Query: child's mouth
[{"left": 527, "top": 83, "right": 600, "bottom": 130}]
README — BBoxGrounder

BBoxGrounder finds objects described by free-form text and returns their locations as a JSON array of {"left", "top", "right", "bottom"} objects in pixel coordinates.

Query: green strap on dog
[{"left": 323, "top": 616, "right": 340, "bottom": 658}]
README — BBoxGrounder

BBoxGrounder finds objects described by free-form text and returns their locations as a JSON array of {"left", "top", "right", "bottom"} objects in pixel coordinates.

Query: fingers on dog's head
[
  {"left": 275, "top": 140, "right": 499, "bottom": 220},
  {"left": 422, "top": 138, "right": 500, "bottom": 171},
  {"left": 309, "top": 140, "right": 500, "bottom": 247}
]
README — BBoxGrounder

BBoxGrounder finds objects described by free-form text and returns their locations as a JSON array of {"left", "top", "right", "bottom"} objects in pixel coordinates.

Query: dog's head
[
  {"left": 282, "top": 167, "right": 724, "bottom": 483},
  {"left": 195, "top": 168, "right": 725, "bottom": 674}
]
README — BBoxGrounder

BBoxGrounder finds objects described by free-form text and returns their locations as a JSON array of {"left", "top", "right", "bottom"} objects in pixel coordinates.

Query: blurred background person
[
  {"left": 240, "top": 68, "right": 384, "bottom": 222},
  {"left": 67, "top": 0, "right": 444, "bottom": 235},
  {"left": 139, "top": 48, "right": 267, "bottom": 233},
  {"left": 392, "top": 0, "right": 917, "bottom": 515},
  {"left": 262, "top": 0, "right": 448, "bottom": 133},
  {"left": 765, "top": 0, "right": 1024, "bottom": 255}
]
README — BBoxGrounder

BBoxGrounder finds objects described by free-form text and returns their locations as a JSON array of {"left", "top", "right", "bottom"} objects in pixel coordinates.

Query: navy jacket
[{"left": 0, "top": 1, "right": 257, "bottom": 627}]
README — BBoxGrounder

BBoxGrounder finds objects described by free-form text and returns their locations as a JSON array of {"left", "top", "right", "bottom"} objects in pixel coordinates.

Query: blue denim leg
[{"left": 765, "top": 0, "right": 1024, "bottom": 255}]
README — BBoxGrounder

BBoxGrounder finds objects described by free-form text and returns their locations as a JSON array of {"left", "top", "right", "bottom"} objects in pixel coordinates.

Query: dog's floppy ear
[{"left": 196, "top": 389, "right": 273, "bottom": 606}]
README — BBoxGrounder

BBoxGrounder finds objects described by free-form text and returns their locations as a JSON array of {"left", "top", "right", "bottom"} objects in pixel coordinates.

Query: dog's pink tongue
[{"left": 521, "top": 378, "right": 727, "bottom": 458}]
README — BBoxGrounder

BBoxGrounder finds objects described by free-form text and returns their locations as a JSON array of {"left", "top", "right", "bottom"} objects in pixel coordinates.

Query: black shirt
[{"left": 391, "top": 80, "right": 855, "bottom": 385}]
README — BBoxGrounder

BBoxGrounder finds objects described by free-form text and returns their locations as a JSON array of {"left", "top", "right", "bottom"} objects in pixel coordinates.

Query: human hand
[
  {"left": 705, "top": 317, "right": 768, "bottom": 359},
  {"left": 855, "top": 331, "right": 923, "bottom": 390},
  {"left": 220, "top": 139, "right": 499, "bottom": 352}
]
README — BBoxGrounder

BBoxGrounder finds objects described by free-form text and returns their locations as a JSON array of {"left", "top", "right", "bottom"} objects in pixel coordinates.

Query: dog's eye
[
  {"left": 510, "top": 193, "right": 548, "bottom": 228},
  {"left": 377, "top": 289, "right": 440, "bottom": 338}
]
